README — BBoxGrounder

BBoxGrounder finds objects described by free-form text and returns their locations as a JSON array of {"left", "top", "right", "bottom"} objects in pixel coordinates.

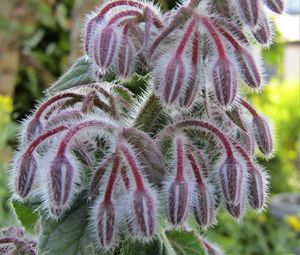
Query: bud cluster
[{"left": 10, "top": 0, "right": 280, "bottom": 253}]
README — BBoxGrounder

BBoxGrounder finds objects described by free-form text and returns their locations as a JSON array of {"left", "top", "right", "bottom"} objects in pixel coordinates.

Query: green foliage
[{"left": 11, "top": 200, "right": 39, "bottom": 233}]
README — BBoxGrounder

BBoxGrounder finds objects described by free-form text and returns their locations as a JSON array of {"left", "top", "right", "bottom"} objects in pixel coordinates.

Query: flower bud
[
  {"left": 117, "top": 31, "right": 135, "bottom": 79},
  {"left": 219, "top": 157, "right": 245, "bottom": 205},
  {"left": 263, "top": 0, "right": 284, "bottom": 14},
  {"left": 212, "top": 57, "right": 238, "bottom": 108},
  {"left": 154, "top": 55, "right": 190, "bottom": 105},
  {"left": 236, "top": 0, "right": 260, "bottom": 28},
  {"left": 248, "top": 166, "right": 268, "bottom": 210},
  {"left": 199, "top": 237, "right": 224, "bottom": 255},
  {"left": 14, "top": 153, "right": 37, "bottom": 198},
  {"left": 235, "top": 48, "right": 261, "bottom": 89},
  {"left": 226, "top": 194, "right": 246, "bottom": 220},
  {"left": 93, "top": 26, "right": 118, "bottom": 72},
  {"left": 26, "top": 119, "right": 43, "bottom": 143},
  {"left": 94, "top": 200, "right": 117, "bottom": 249},
  {"left": 167, "top": 178, "right": 190, "bottom": 225},
  {"left": 130, "top": 188, "right": 156, "bottom": 238},
  {"left": 193, "top": 183, "right": 215, "bottom": 228},
  {"left": 252, "top": 115, "right": 273, "bottom": 156},
  {"left": 252, "top": 11, "right": 271, "bottom": 46},
  {"left": 46, "top": 154, "right": 77, "bottom": 217}
]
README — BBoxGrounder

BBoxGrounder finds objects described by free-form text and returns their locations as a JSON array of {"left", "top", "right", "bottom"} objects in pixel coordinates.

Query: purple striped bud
[
  {"left": 193, "top": 183, "right": 215, "bottom": 228},
  {"left": 154, "top": 55, "right": 190, "bottom": 105},
  {"left": 219, "top": 157, "right": 245, "bottom": 205},
  {"left": 199, "top": 237, "right": 223, "bottom": 255},
  {"left": 93, "top": 26, "right": 118, "bottom": 72},
  {"left": 236, "top": 0, "right": 260, "bottom": 28},
  {"left": 212, "top": 57, "right": 238, "bottom": 108},
  {"left": 46, "top": 154, "right": 77, "bottom": 217},
  {"left": 252, "top": 11, "right": 271, "bottom": 46},
  {"left": 167, "top": 178, "right": 190, "bottom": 225},
  {"left": 14, "top": 153, "right": 37, "bottom": 198},
  {"left": 235, "top": 48, "right": 261, "bottom": 89},
  {"left": 263, "top": 0, "right": 284, "bottom": 14},
  {"left": 248, "top": 166, "right": 268, "bottom": 210},
  {"left": 129, "top": 188, "right": 156, "bottom": 238},
  {"left": 117, "top": 29, "right": 135, "bottom": 79},
  {"left": 226, "top": 194, "right": 246, "bottom": 220},
  {"left": 94, "top": 200, "right": 117, "bottom": 249},
  {"left": 252, "top": 115, "right": 273, "bottom": 156}
]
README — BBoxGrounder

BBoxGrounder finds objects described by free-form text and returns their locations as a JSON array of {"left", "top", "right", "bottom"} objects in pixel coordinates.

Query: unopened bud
[
  {"left": 252, "top": 115, "right": 273, "bottom": 156},
  {"left": 94, "top": 200, "right": 117, "bottom": 249},
  {"left": 93, "top": 26, "right": 118, "bottom": 72},
  {"left": 14, "top": 153, "right": 37, "bottom": 198},
  {"left": 248, "top": 166, "right": 268, "bottom": 210},
  {"left": 236, "top": 0, "right": 260, "bottom": 28},
  {"left": 26, "top": 119, "right": 43, "bottom": 143},
  {"left": 130, "top": 188, "right": 156, "bottom": 238},
  {"left": 226, "top": 194, "right": 246, "bottom": 219},
  {"left": 193, "top": 183, "right": 215, "bottom": 228},
  {"left": 46, "top": 154, "right": 76, "bottom": 217},
  {"left": 199, "top": 236, "right": 224, "bottom": 255},
  {"left": 263, "top": 0, "right": 284, "bottom": 14},
  {"left": 235, "top": 48, "right": 261, "bottom": 89},
  {"left": 167, "top": 178, "right": 190, "bottom": 225},
  {"left": 219, "top": 157, "right": 245, "bottom": 205},
  {"left": 252, "top": 11, "right": 272, "bottom": 46},
  {"left": 212, "top": 57, "right": 238, "bottom": 108}
]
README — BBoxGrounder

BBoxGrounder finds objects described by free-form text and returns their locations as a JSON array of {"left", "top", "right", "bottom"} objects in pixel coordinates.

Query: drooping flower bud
[
  {"left": 167, "top": 178, "right": 190, "bottom": 225},
  {"left": 193, "top": 183, "right": 215, "bottom": 228},
  {"left": 226, "top": 194, "right": 246, "bottom": 220},
  {"left": 14, "top": 153, "right": 37, "bottom": 198},
  {"left": 263, "top": 0, "right": 284, "bottom": 14},
  {"left": 218, "top": 157, "right": 245, "bottom": 205},
  {"left": 129, "top": 188, "right": 156, "bottom": 238},
  {"left": 199, "top": 236, "right": 224, "bottom": 255},
  {"left": 46, "top": 154, "right": 78, "bottom": 217},
  {"left": 94, "top": 200, "right": 117, "bottom": 249},
  {"left": 248, "top": 166, "right": 268, "bottom": 210},
  {"left": 252, "top": 11, "right": 272, "bottom": 46},
  {"left": 116, "top": 27, "right": 135, "bottom": 79},
  {"left": 252, "top": 115, "right": 273, "bottom": 157},
  {"left": 92, "top": 26, "right": 118, "bottom": 73},
  {"left": 235, "top": 48, "right": 261, "bottom": 89},
  {"left": 212, "top": 57, "right": 238, "bottom": 108},
  {"left": 154, "top": 54, "right": 190, "bottom": 105},
  {"left": 236, "top": 0, "right": 260, "bottom": 28}
]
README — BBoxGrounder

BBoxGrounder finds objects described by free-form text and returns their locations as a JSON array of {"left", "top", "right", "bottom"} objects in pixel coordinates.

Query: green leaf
[
  {"left": 38, "top": 201, "right": 98, "bottom": 255},
  {"left": 165, "top": 230, "right": 205, "bottom": 255},
  {"left": 11, "top": 200, "right": 39, "bottom": 233},
  {"left": 47, "top": 56, "right": 95, "bottom": 93}
]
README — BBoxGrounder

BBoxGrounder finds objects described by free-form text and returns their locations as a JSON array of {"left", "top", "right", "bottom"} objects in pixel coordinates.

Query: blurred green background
[{"left": 0, "top": 0, "right": 299, "bottom": 254}]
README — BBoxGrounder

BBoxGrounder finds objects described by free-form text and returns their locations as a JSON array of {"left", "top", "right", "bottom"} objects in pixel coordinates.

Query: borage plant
[{"left": 4, "top": 0, "right": 283, "bottom": 254}]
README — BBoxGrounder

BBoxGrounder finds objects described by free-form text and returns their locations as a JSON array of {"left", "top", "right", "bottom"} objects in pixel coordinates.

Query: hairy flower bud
[
  {"left": 46, "top": 154, "right": 77, "bottom": 217},
  {"left": 248, "top": 166, "right": 268, "bottom": 210},
  {"left": 252, "top": 115, "right": 273, "bottom": 156},
  {"left": 167, "top": 178, "right": 190, "bottom": 225},
  {"left": 94, "top": 200, "right": 117, "bottom": 249},
  {"left": 117, "top": 30, "right": 135, "bottom": 79},
  {"left": 25, "top": 119, "right": 43, "bottom": 143},
  {"left": 199, "top": 236, "right": 224, "bottom": 255},
  {"left": 129, "top": 188, "right": 156, "bottom": 238},
  {"left": 93, "top": 26, "right": 118, "bottom": 72},
  {"left": 236, "top": 0, "right": 260, "bottom": 28},
  {"left": 263, "top": 0, "right": 284, "bottom": 14},
  {"left": 235, "top": 48, "right": 261, "bottom": 89},
  {"left": 193, "top": 183, "right": 215, "bottom": 228},
  {"left": 219, "top": 157, "right": 245, "bottom": 205},
  {"left": 154, "top": 55, "right": 190, "bottom": 105},
  {"left": 212, "top": 57, "right": 238, "bottom": 108},
  {"left": 226, "top": 194, "right": 246, "bottom": 220},
  {"left": 14, "top": 153, "right": 37, "bottom": 198},
  {"left": 252, "top": 11, "right": 271, "bottom": 46}
]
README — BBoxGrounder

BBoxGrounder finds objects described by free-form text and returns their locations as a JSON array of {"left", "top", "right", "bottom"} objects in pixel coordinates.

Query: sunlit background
[{"left": 0, "top": 1, "right": 299, "bottom": 254}]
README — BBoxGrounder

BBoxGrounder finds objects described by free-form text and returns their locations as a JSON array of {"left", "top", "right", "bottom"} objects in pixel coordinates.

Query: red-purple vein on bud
[
  {"left": 175, "top": 137, "right": 185, "bottom": 180},
  {"left": 238, "top": 98, "right": 259, "bottom": 117},
  {"left": 185, "top": 147, "right": 204, "bottom": 185},
  {"left": 118, "top": 142, "right": 145, "bottom": 191}
]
